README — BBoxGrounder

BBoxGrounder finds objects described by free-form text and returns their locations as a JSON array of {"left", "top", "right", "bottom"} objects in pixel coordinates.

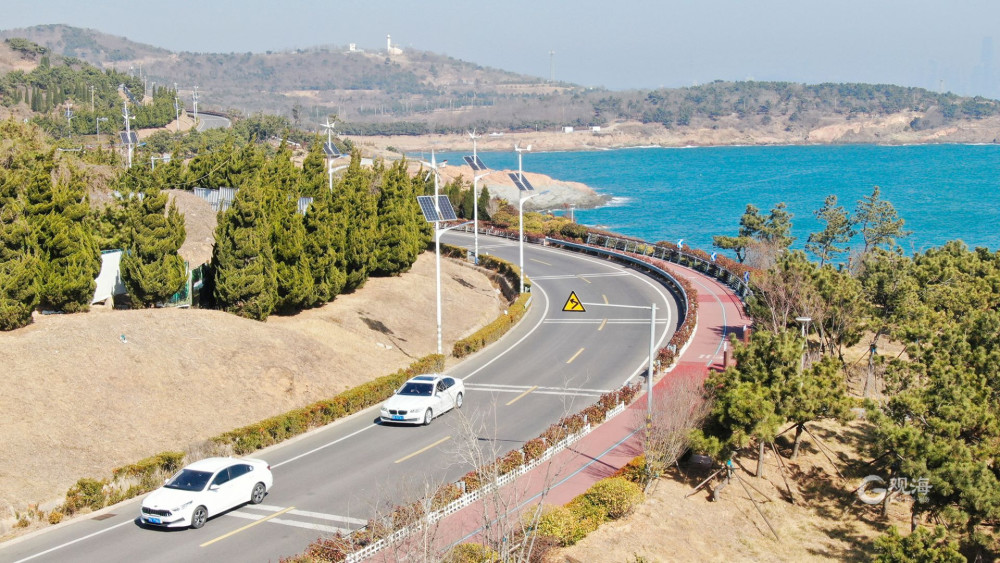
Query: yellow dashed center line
[
  {"left": 506, "top": 386, "right": 538, "bottom": 406},
  {"left": 602, "top": 294, "right": 609, "bottom": 304},
  {"left": 394, "top": 436, "right": 451, "bottom": 464},
  {"left": 530, "top": 258, "right": 551, "bottom": 266},
  {"left": 566, "top": 347, "right": 585, "bottom": 364},
  {"left": 577, "top": 275, "right": 592, "bottom": 284},
  {"left": 598, "top": 319, "right": 608, "bottom": 331},
  {"left": 200, "top": 506, "right": 295, "bottom": 547}
]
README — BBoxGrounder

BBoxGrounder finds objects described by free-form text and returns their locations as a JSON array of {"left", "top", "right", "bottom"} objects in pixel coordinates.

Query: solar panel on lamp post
[
  {"left": 415, "top": 150, "right": 459, "bottom": 355},
  {"left": 463, "top": 132, "right": 489, "bottom": 264}
]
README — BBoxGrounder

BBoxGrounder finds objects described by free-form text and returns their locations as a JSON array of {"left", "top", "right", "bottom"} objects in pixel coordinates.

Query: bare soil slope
[{"left": 0, "top": 254, "right": 503, "bottom": 515}]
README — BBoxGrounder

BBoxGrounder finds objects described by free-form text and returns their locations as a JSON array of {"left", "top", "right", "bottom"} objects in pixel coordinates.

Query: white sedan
[
  {"left": 139, "top": 457, "right": 272, "bottom": 529},
  {"left": 380, "top": 374, "right": 465, "bottom": 425}
]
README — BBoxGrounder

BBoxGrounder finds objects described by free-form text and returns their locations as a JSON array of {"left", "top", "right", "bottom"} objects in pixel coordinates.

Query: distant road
[{"left": 192, "top": 111, "right": 230, "bottom": 132}]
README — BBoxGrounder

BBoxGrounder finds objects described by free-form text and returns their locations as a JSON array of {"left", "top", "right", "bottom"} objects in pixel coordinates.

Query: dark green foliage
[
  {"left": 712, "top": 202, "right": 794, "bottom": 263},
  {"left": 855, "top": 186, "right": 911, "bottom": 255},
  {"left": 211, "top": 178, "right": 277, "bottom": 320},
  {"left": 119, "top": 190, "right": 187, "bottom": 307},
  {"left": 872, "top": 526, "right": 964, "bottom": 563},
  {"left": 806, "top": 195, "right": 855, "bottom": 266},
  {"left": 260, "top": 145, "right": 313, "bottom": 313},
  {"left": 22, "top": 155, "right": 100, "bottom": 313},
  {"left": 303, "top": 186, "right": 347, "bottom": 305},
  {"left": 691, "top": 329, "right": 849, "bottom": 464},
  {"left": 372, "top": 159, "right": 425, "bottom": 276},
  {"left": 334, "top": 151, "right": 377, "bottom": 291}
]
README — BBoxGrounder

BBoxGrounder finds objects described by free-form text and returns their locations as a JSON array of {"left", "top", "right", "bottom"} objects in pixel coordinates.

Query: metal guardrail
[
  {"left": 582, "top": 233, "right": 754, "bottom": 298},
  {"left": 545, "top": 237, "right": 691, "bottom": 324}
]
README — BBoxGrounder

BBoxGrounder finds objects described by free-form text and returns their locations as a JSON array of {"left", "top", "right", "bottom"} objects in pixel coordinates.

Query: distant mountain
[{"left": 3, "top": 25, "right": 1000, "bottom": 144}]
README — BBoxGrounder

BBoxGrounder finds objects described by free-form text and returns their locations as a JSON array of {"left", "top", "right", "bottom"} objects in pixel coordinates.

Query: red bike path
[{"left": 419, "top": 261, "right": 751, "bottom": 553}]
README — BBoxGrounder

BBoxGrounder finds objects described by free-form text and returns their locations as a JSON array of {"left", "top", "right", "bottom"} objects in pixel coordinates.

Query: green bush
[
  {"left": 63, "top": 478, "right": 107, "bottom": 514},
  {"left": 444, "top": 543, "right": 500, "bottom": 563},
  {"left": 582, "top": 477, "right": 644, "bottom": 519},
  {"left": 566, "top": 496, "right": 607, "bottom": 533},
  {"left": 532, "top": 504, "right": 593, "bottom": 546},
  {"left": 611, "top": 455, "right": 651, "bottom": 486},
  {"left": 112, "top": 451, "right": 185, "bottom": 480}
]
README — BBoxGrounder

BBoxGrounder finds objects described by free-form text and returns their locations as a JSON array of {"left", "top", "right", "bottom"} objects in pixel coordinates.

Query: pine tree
[
  {"left": 211, "top": 178, "right": 277, "bottom": 321},
  {"left": 119, "top": 190, "right": 188, "bottom": 307},
  {"left": 300, "top": 135, "right": 328, "bottom": 198},
  {"left": 259, "top": 146, "right": 313, "bottom": 313},
  {"left": 805, "top": 195, "right": 855, "bottom": 266},
  {"left": 334, "top": 151, "right": 377, "bottom": 292},
  {"left": 303, "top": 186, "right": 346, "bottom": 304},
  {"left": 372, "top": 159, "right": 425, "bottom": 276},
  {"left": 0, "top": 168, "right": 40, "bottom": 330},
  {"left": 24, "top": 157, "right": 100, "bottom": 313}
]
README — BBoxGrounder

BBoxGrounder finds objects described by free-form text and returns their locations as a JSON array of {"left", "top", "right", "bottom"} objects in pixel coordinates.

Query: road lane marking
[
  {"left": 598, "top": 319, "right": 607, "bottom": 331},
  {"left": 530, "top": 258, "right": 551, "bottom": 266},
  {"left": 200, "top": 506, "right": 295, "bottom": 547},
  {"left": 505, "top": 385, "right": 538, "bottom": 406},
  {"left": 272, "top": 423, "right": 374, "bottom": 468},
  {"left": 577, "top": 274, "right": 592, "bottom": 284},
  {"left": 603, "top": 294, "right": 609, "bottom": 304},
  {"left": 244, "top": 504, "right": 367, "bottom": 525},
  {"left": 566, "top": 348, "right": 585, "bottom": 364},
  {"left": 228, "top": 511, "right": 351, "bottom": 534},
  {"left": 11, "top": 520, "right": 133, "bottom": 563},
  {"left": 395, "top": 436, "right": 450, "bottom": 464}
]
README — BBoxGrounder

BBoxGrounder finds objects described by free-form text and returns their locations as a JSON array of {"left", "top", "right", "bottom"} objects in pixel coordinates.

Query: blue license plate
[
  {"left": 149, "top": 517, "right": 161, "bottom": 524},
  {"left": 392, "top": 415, "right": 404, "bottom": 421}
]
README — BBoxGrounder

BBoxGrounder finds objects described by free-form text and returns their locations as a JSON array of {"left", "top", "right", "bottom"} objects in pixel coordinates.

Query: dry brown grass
[{"left": 550, "top": 418, "right": 911, "bottom": 562}]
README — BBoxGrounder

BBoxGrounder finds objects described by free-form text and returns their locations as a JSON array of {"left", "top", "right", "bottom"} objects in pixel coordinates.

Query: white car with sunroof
[
  {"left": 380, "top": 374, "right": 465, "bottom": 425},
  {"left": 139, "top": 457, "right": 272, "bottom": 529}
]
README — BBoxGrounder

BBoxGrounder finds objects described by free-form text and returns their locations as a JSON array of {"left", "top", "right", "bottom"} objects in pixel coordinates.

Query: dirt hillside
[{"left": 0, "top": 253, "right": 504, "bottom": 522}]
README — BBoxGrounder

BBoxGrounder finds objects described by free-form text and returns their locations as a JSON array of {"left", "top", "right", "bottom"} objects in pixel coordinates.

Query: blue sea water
[{"left": 432, "top": 145, "right": 1000, "bottom": 256}]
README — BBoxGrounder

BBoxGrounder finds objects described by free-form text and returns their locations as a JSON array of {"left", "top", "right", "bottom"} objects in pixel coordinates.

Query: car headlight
[
  {"left": 380, "top": 406, "right": 388, "bottom": 414},
  {"left": 172, "top": 501, "right": 193, "bottom": 512}
]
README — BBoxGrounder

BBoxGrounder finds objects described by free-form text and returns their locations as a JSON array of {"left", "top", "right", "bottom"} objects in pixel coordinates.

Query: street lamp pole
[
  {"left": 96, "top": 117, "right": 107, "bottom": 146},
  {"left": 514, "top": 143, "right": 532, "bottom": 293}
]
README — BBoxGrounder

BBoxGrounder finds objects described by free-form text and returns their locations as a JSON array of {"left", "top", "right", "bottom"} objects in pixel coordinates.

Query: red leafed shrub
[{"left": 522, "top": 438, "right": 547, "bottom": 462}]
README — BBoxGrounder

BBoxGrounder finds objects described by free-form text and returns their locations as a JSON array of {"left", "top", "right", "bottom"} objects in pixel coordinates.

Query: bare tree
[{"left": 639, "top": 369, "right": 713, "bottom": 480}]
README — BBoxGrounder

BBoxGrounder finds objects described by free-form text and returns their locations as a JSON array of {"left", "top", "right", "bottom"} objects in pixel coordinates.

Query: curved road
[
  {"left": 1, "top": 232, "right": 680, "bottom": 563},
  {"left": 195, "top": 113, "right": 231, "bottom": 132}
]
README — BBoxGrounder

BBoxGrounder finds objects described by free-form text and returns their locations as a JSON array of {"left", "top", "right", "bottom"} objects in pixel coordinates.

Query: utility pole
[
  {"left": 549, "top": 50, "right": 555, "bottom": 83},
  {"left": 122, "top": 100, "right": 135, "bottom": 169},
  {"left": 193, "top": 86, "right": 199, "bottom": 124},
  {"left": 90, "top": 85, "right": 95, "bottom": 112}
]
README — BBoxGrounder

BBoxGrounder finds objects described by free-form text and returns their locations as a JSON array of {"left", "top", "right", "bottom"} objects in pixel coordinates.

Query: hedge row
[{"left": 213, "top": 354, "right": 445, "bottom": 455}]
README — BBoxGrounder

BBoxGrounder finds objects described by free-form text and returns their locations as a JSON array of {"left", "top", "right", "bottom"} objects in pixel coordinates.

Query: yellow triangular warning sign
[{"left": 563, "top": 291, "right": 586, "bottom": 312}]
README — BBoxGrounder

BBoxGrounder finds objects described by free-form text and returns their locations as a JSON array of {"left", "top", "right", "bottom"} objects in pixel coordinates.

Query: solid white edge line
[
  {"left": 271, "top": 423, "right": 375, "bottom": 468},
  {"left": 10, "top": 520, "right": 133, "bottom": 563}
]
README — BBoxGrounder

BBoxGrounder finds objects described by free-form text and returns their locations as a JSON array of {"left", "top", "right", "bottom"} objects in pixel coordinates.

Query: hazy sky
[{"left": 6, "top": 0, "right": 1000, "bottom": 98}]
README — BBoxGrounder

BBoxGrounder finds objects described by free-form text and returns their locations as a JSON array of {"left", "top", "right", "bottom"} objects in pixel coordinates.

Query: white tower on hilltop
[{"left": 386, "top": 34, "right": 403, "bottom": 56}]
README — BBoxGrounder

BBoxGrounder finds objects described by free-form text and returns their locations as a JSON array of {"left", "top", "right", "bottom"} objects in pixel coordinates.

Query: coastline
[{"left": 351, "top": 115, "right": 1000, "bottom": 155}]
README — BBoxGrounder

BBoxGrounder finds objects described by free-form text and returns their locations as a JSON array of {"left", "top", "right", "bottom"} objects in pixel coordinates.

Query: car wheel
[
  {"left": 423, "top": 408, "right": 433, "bottom": 426},
  {"left": 455, "top": 392, "right": 464, "bottom": 409},
  {"left": 191, "top": 506, "right": 208, "bottom": 529},
  {"left": 250, "top": 482, "right": 266, "bottom": 504}
]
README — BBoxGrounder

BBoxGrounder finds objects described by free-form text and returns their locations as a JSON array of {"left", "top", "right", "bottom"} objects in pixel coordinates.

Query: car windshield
[
  {"left": 164, "top": 469, "right": 214, "bottom": 492},
  {"left": 398, "top": 382, "right": 433, "bottom": 396}
]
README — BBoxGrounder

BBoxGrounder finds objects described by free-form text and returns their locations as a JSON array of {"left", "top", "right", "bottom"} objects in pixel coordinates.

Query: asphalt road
[
  {"left": 194, "top": 113, "right": 231, "bottom": 132},
  {"left": 0, "top": 232, "right": 680, "bottom": 563}
]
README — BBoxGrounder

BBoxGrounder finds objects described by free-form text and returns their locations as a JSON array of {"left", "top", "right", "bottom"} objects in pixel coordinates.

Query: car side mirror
[{"left": 209, "top": 484, "right": 220, "bottom": 491}]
